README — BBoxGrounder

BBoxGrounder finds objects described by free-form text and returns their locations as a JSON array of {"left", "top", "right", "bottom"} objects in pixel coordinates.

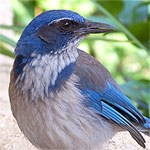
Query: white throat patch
[{"left": 15, "top": 45, "right": 78, "bottom": 100}]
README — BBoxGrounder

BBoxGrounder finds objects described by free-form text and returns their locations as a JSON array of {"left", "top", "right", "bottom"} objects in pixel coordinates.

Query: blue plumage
[
  {"left": 80, "top": 85, "right": 146, "bottom": 147},
  {"left": 49, "top": 62, "right": 75, "bottom": 91},
  {"left": 9, "top": 10, "right": 150, "bottom": 149},
  {"left": 15, "top": 10, "right": 85, "bottom": 57},
  {"left": 13, "top": 55, "right": 33, "bottom": 79},
  {"left": 22, "top": 10, "right": 85, "bottom": 36},
  {"left": 75, "top": 50, "right": 148, "bottom": 148}
]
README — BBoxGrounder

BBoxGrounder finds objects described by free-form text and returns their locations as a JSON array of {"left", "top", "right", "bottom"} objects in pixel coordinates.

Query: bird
[{"left": 9, "top": 10, "right": 150, "bottom": 149}]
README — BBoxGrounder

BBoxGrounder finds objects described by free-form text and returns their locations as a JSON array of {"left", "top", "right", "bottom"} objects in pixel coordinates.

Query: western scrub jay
[{"left": 9, "top": 10, "right": 150, "bottom": 149}]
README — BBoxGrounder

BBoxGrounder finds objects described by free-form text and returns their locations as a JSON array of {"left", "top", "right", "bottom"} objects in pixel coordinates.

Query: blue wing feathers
[
  {"left": 81, "top": 88, "right": 146, "bottom": 148},
  {"left": 81, "top": 90, "right": 102, "bottom": 113},
  {"left": 102, "top": 83, "right": 145, "bottom": 123},
  {"left": 101, "top": 102, "right": 145, "bottom": 146},
  {"left": 75, "top": 50, "right": 149, "bottom": 147}
]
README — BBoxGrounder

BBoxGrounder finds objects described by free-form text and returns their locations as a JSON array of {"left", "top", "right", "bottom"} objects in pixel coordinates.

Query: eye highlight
[
  {"left": 58, "top": 19, "right": 80, "bottom": 31},
  {"left": 61, "top": 21, "right": 72, "bottom": 29}
]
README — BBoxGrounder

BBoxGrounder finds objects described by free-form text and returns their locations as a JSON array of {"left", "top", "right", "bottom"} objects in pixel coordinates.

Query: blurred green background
[{"left": 0, "top": 0, "right": 149, "bottom": 116}]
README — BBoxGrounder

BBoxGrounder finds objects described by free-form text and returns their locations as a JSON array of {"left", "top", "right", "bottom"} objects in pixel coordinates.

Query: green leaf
[
  {"left": 119, "top": 1, "right": 148, "bottom": 25},
  {"left": 0, "top": 34, "right": 16, "bottom": 47},
  {"left": 129, "top": 21, "right": 149, "bottom": 48},
  {"left": 96, "top": 0, "right": 124, "bottom": 17},
  {"left": 0, "top": 24, "right": 24, "bottom": 31},
  {"left": 0, "top": 44, "right": 14, "bottom": 58},
  {"left": 121, "top": 80, "right": 150, "bottom": 116},
  {"left": 11, "top": 0, "right": 36, "bottom": 25}
]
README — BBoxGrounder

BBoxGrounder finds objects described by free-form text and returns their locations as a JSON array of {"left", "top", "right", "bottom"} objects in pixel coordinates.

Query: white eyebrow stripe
[
  {"left": 35, "top": 18, "right": 75, "bottom": 32},
  {"left": 48, "top": 18, "right": 74, "bottom": 25}
]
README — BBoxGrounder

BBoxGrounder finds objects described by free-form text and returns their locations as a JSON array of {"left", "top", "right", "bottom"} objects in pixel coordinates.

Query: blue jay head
[{"left": 15, "top": 10, "right": 114, "bottom": 56}]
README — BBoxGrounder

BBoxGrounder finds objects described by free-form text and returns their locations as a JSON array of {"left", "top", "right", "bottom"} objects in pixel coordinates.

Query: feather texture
[
  {"left": 75, "top": 49, "right": 148, "bottom": 148},
  {"left": 9, "top": 10, "right": 150, "bottom": 150}
]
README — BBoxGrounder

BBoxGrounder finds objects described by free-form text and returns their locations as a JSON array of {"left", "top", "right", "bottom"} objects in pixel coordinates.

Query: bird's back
[
  {"left": 75, "top": 49, "right": 121, "bottom": 92},
  {"left": 75, "top": 50, "right": 150, "bottom": 148}
]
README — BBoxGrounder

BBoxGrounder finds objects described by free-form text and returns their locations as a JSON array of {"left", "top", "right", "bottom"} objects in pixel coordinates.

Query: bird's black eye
[
  {"left": 62, "top": 21, "right": 71, "bottom": 29},
  {"left": 58, "top": 19, "right": 79, "bottom": 31},
  {"left": 60, "top": 20, "right": 73, "bottom": 30}
]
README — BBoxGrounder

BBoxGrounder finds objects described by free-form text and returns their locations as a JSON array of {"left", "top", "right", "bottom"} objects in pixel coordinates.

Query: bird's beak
[{"left": 76, "top": 20, "right": 114, "bottom": 35}]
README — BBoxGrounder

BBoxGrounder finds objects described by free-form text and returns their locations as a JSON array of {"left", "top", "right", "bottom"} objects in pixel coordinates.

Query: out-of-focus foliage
[
  {"left": 94, "top": 0, "right": 149, "bottom": 50},
  {"left": 0, "top": 0, "right": 149, "bottom": 116}
]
